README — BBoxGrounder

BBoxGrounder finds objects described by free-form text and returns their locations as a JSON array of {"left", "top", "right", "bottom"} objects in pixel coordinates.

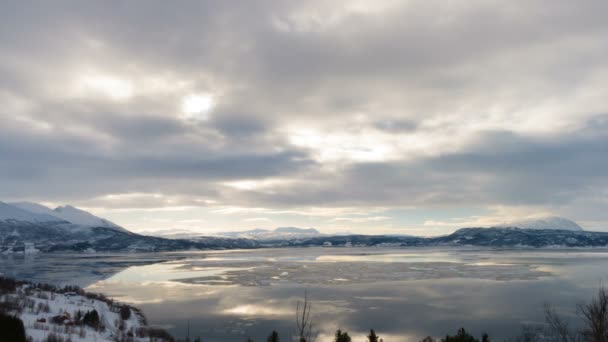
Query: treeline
[{"left": 215, "top": 327, "right": 481, "bottom": 342}]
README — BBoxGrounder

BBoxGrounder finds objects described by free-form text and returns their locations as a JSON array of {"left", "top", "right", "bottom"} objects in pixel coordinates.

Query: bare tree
[
  {"left": 538, "top": 286, "right": 608, "bottom": 342},
  {"left": 544, "top": 303, "right": 574, "bottom": 342},
  {"left": 578, "top": 286, "right": 608, "bottom": 342},
  {"left": 295, "top": 291, "right": 316, "bottom": 342}
]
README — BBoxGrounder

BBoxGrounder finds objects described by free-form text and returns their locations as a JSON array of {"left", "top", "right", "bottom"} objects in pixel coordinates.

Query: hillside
[
  {"left": 263, "top": 227, "right": 608, "bottom": 248},
  {"left": 9, "top": 202, "right": 125, "bottom": 231},
  {"left": 0, "top": 277, "right": 173, "bottom": 342},
  {"left": 497, "top": 216, "right": 583, "bottom": 231},
  {"left": 0, "top": 222, "right": 258, "bottom": 253}
]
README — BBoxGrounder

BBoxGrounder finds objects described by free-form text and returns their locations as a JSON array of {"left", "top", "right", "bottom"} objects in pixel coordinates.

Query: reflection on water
[
  {"left": 105, "top": 262, "right": 250, "bottom": 283},
  {"left": 4, "top": 247, "right": 608, "bottom": 341}
]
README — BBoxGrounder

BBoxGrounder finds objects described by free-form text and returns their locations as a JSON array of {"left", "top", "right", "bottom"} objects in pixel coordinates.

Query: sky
[{"left": 1, "top": 1, "right": 608, "bottom": 235}]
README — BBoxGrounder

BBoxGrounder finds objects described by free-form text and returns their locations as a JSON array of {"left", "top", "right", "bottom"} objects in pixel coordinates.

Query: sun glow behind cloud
[
  {"left": 3, "top": 1, "right": 608, "bottom": 235},
  {"left": 181, "top": 94, "right": 214, "bottom": 120}
]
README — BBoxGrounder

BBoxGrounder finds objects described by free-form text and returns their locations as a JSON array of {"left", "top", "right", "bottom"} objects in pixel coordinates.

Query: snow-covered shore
[{"left": 0, "top": 277, "right": 173, "bottom": 342}]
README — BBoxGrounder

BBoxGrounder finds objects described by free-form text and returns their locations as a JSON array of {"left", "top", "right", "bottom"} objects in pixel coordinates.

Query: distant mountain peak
[
  {"left": 274, "top": 227, "right": 320, "bottom": 234},
  {"left": 497, "top": 216, "right": 583, "bottom": 231}
]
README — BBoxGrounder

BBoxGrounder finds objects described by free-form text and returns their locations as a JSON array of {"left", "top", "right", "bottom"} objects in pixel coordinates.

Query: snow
[
  {"left": 211, "top": 227, "right": 323, "bottom": 240},
  {"left": 9, "top": 202, "right": 59, "bottom": 216},
  {"left": 498, "top": 216, "right": 583, "bottom": 231},
  {"left": 9, "top": 201, "right": 127, "bottom": 232},
  {"left": 23, "top": 243, "right": 40, "bottom": 254},
  {"left": 53, "top": 205, "right": 125, "bottom": 231},
  {"left": 2, "top": 285, "right": 152, "bottom": 342},
  {"left": 0, "top": 202, "right": 63, "bottom": 223}
]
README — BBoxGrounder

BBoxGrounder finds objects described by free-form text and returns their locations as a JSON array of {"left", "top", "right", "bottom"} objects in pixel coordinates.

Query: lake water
[{"left": 2, "top": 247, "right": 608, "bottom": 342}]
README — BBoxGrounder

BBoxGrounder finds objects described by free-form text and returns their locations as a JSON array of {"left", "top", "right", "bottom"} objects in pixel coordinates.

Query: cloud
[{"left": 1, "top": 1, "right": 608, "bottom": 233}]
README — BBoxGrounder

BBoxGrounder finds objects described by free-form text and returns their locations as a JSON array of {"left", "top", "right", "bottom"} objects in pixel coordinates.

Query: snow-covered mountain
[
  {"left": 149, "top": 226, "right": 324, "bottom": 241},
  {"left": 497, "top": 216, "right": 583, "bottom": 231},
  {"left": 9, "top": 202, "right": 126, "bottom": 231},
  {"left": 0, "top": 202, "right": 65, "bottom": 223},
  {"left": 213, "top": 227, "right": 322, "bottom": 240},
  {"left": 0, "top": 201, "right": 262, "bottom": 253}
]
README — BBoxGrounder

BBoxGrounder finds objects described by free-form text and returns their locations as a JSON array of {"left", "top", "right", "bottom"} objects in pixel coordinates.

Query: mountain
[
  {"left": 212, "top": 227, "right": 322, "bottom": 240},
  {"left": 0, "top": 202, "right": 66, "bottom": 223},
  {"left": 2, "top": 203, "right": 606, "bottom": 252},
  {"left": 274, "top": 227, "right": 319, "bottom": 234},
  {"left": 258, "top": 227, "right": 608, "bottom": 248},
  {"left": 0, "top": 221, "right": 259, "bottom": 253},
  {"left": 0, "top": 201, "right": 260, "bottom": 253},
  {"left": 429, "top": 227, "right": 605, "bottom": 247},
  {"left": 498, "top": 216, "right": 583, "bottom": 231},
  {"left": 10, "top": 202, "right": 125, "bottom": 231},
  {"left": 147, "top": 227, "right": 324, "bottom": 241}
]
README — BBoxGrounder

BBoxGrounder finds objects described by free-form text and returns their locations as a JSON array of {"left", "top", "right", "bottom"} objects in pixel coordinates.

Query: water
[{"left": 2, "top": 247, "right": 608, "bottom": 341}]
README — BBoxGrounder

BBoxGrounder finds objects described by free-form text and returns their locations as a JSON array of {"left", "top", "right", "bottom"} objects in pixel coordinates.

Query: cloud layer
[{"left": 1, "top": 1, "right": 608, "bottom": 233}]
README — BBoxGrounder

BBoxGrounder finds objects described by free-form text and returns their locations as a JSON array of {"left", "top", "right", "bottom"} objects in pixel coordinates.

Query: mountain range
[
  {"left": 1, "top": 201, "right": 607, "bottom": 252},
  {"left": 151, "top": 227, "right": 324, "bottom": 241},
  {"left": 0, "top": 201, "right": 256, "bottom": 253}
]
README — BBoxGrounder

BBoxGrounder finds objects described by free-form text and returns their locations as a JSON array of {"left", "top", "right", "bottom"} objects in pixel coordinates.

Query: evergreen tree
[
  {"left": 120, "top": 305, "right": 131, "bottom": 320},
  {"left": 335, "top": 329, "right": 352, "bottom": 342},
  {"left": 367, "top": 329, "right": 381, "bottom": 342},
  {"left": 83, "top": 309, "right": 100, "bottom": 328},
  {"left": 267, "top": 330, "right": 280, "bottom": 342},
  {"left": 0, "top": 313, "right": 26, "bottom": 342},
  {"left": 482, "top": 333, "right": 489, "bottom": 342},
  {"left": 442, "top": 328, "right": 479, "bottom": 342}
]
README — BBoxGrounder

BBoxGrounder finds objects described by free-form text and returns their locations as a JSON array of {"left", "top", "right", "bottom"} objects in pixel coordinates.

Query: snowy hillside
[
  {"left": 10, "top": 202, "right": 125, "bottom": 231},
  {"left": 498, "top": 216, "right": 583, "bottom": 231},
  {"left": 0, "top": 202, "right": 64, "bottom": 223},
  {"left": 0, "top": 277, "right": 173, "bottom": 342}
]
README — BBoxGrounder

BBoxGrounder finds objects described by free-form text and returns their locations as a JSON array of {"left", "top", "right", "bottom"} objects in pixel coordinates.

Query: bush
[{"left": 0, "top": 312, "right": 26, "bottom": 342}]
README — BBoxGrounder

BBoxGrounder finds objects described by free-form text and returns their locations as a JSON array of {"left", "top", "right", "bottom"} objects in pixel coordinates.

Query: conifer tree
[
  {"left": 335, "top": 329, "right": 352, "bottom": 342},
  {"left": 367, "top": 329, "right": 381, "bottom": 342},
  {"left": 267, "top": 330, "right": 280, "bottom": 342}
]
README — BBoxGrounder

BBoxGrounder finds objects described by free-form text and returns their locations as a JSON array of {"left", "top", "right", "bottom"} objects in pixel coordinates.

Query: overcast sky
[{"left": 1, "top": 1, "right": 607, "bottom": 235}]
